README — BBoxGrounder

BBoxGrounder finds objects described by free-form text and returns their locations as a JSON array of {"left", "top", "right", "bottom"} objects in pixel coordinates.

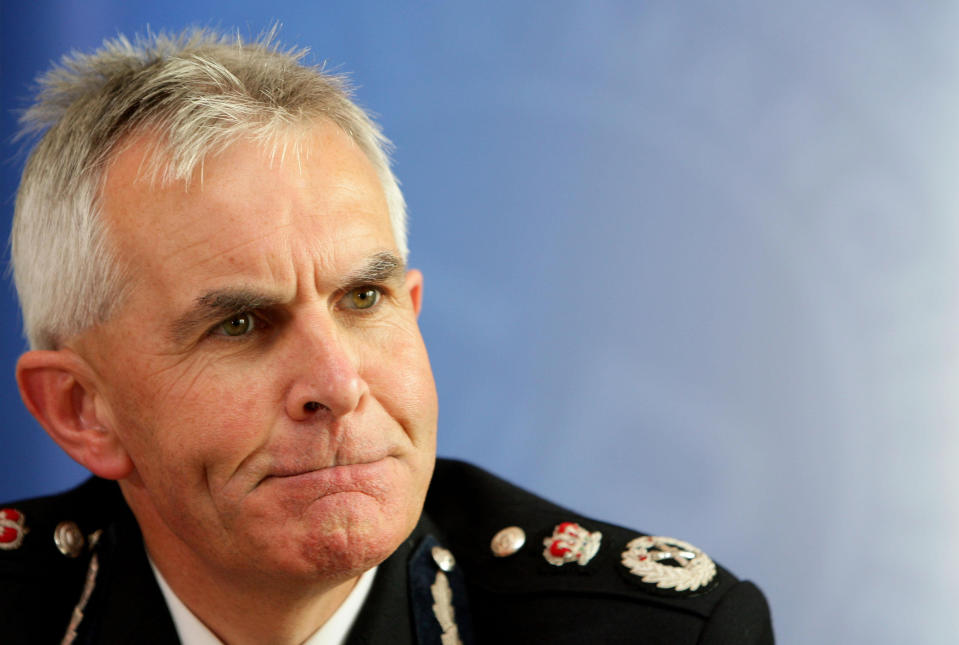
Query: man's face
[{"left": 76, "top": 121, "right": 437, "bottom": 584}]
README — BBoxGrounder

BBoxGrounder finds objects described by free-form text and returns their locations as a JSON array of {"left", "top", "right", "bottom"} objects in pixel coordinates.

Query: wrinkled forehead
[{"left": 98, "top": 121, "right": 395, "bottom": 297}]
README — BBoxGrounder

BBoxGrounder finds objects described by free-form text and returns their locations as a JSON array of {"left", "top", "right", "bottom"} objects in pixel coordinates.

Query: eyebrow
[
  {"left": 341, "top": 250, "right": 405, "bottom": 288},
  {"left": 168, "top": 289, "right": 283, "bottom": 345},
  {"left": 167, "top": 250, "right": 406, "bottom": 344}
]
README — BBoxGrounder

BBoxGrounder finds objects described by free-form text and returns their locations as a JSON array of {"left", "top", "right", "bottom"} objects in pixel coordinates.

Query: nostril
[{"left": 304, "top": 401, "right": 322, "bottom": 412}]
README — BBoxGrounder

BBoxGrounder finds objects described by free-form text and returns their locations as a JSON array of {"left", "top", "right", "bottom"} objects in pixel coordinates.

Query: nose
[{"left": 285, "top": 320, "right": 368, "bottom": 421}]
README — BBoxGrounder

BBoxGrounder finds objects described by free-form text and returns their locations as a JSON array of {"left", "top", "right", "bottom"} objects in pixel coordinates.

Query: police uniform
[{"left": 0, "top": 459, "right": 774, "bottom": 644}]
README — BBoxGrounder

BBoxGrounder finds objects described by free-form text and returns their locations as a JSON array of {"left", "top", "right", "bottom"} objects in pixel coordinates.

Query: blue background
[{"left": 2, "top": 2, "right": 957, "bottom": 643}]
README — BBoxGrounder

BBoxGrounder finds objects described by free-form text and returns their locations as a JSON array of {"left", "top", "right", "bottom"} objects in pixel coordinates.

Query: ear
[
  {"left": 405, "top": 269, "right": 424, "bottom": 317},
  {"left": 16, "top": 350, "right": 133, "bottom": 480}
]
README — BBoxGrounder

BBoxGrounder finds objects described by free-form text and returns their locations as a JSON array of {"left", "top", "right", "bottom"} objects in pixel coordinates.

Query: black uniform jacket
[{"left": 0, "top": 459, "right": 774, "bottom": 644}]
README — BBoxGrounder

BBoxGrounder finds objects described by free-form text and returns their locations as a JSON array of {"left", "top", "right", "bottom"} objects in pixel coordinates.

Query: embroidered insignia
[
  {"left": 431, "top": 570, "right": 464, "bottom": 645},
  {"left": 542, "top": 521, "right": 602, "bottom": 566},
  {"left": 62, "top": 530, "right": 102, "bottom": 645},
  {"left": 620, "top": 535, "right": 716, "bottom": 592},
  {"left": 0, "top": 508, "right": 27, "bottom": 550}
]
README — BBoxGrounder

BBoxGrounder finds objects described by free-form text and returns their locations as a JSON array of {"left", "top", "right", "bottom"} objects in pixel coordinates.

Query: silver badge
[{"left": 620, "top": 535, "right": 716, "bottom": 592}]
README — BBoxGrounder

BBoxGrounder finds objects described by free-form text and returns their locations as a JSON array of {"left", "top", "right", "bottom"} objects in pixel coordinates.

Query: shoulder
[
  {"left": 425, "top": 458, "right": 774, "bottom": 644},
  {"left": 0, "top": 477, "right": 124, "bottom": 641}
]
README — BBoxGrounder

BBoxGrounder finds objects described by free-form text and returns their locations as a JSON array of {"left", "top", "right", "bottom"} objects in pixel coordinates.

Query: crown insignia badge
[{"left": 542, "top": 521, "right": 602, "bottom": 566}]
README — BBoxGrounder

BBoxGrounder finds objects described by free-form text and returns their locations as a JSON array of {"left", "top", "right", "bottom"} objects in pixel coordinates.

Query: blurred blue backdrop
[{"left": 2, "top": 2, "right": 957, "bottom": 643}]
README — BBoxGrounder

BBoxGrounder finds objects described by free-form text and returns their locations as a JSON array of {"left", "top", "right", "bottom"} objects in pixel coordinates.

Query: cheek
[
  {"left": 113, "top": 354, "right": 278, "bottom": 478},
  {"left": 362, "top": 331, "right": 438, "bottom": 442}
]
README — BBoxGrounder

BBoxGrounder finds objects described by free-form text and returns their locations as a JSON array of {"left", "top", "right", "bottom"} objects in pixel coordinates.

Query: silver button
[
  {"left": 431, "top": 545, "right": 456, "bottom": 572},
  {"left": 490, "top": 526, "right": 526, "bottom": 557},
  {"left": 53, "top": 521, "right": 85, "bottom": 558}
]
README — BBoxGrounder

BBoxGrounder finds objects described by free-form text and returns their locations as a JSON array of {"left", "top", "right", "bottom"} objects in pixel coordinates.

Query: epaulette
[{"left": 426, "top": 459, "right": 742, "bottom": 617}]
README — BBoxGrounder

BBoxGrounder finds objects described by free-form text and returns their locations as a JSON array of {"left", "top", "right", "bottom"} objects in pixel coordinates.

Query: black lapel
[
  {"left": 345, "top": 512, "right": 475, "bottom": 645},
  {"left": 344, "top": 522, "right": 421, "bottom": 645},
  {"left": 72, "top": 495, "right": 180, "bottom": 645}
]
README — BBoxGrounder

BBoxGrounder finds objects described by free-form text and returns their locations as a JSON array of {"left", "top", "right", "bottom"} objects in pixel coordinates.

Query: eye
[
  {"left": 215, "top": 313, "right": 256, "bottom": 337},
  {"left": 345, "top": 287, "right": 380, "bottom": 310}
]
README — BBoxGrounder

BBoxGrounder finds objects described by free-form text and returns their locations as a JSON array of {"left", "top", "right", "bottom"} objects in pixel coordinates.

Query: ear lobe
[
  {"left": 405, "top": 269, "right": 424, "bottom": 316},
  {"left": 16, "top": 350, "right": 133, "bottom": 480}
]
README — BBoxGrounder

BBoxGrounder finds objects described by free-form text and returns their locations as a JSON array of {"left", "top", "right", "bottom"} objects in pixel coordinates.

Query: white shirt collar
[{"left": 149, "top": 560, "right": 378, "bottom": 645}]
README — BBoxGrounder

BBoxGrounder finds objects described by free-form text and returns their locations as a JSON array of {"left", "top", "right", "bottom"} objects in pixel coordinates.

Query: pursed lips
[
  {"left": 266, "top": 456, "right": 389, "bottom": 479},
  {"left": 260, "top": 454, "right": 398, "bottom": 497},
  {"left": 265, "top": 443, "right": 397, "bottom": 477}
]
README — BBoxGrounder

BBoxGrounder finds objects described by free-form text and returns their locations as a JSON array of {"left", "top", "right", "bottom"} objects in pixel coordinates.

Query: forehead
[{"left": 100, "top": 122, "right": 395, "bottom": 297}]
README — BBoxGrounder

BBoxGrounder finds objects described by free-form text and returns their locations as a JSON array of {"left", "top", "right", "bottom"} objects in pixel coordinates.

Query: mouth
[
  {"left": 260, "top": 456, "right": 397, "bottom": 498},
  {"left": 266, "top": 450, "right": 393, "bottom": 478}
]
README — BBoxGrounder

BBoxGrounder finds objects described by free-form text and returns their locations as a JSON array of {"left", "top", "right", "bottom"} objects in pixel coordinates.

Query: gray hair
[{"left": 11, "top": 27, "right": 408, "bottom": 350}]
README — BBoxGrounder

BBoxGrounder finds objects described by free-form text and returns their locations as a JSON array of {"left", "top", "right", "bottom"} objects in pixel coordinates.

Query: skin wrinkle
[
  {"left": 119, "top": 134, "right": 298, "bottom": 271},
  {"left": 159, "top": 215, "right": 307, "bottom": 267},
  {"left": 157, "top": 224, "right": 287, "bottom": 267}
]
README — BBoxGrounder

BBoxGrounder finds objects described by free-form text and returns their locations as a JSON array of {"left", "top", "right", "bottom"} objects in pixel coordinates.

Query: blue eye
[
  {"left": 217, "top": 313, "right": 255, "bottom": 336},
  {"left": 347, "top": 287, "right": 380, "bottom": 310}
]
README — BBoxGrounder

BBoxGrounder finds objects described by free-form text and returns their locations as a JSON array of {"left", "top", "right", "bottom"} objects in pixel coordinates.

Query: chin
[{"left": 269, "top": 491, "right": 420, "bottom": 581}]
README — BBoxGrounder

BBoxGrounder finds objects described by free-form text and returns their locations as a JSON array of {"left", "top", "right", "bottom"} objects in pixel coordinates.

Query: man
[{"left": 0, "top": 28, "right": 774, "bottom": 644}]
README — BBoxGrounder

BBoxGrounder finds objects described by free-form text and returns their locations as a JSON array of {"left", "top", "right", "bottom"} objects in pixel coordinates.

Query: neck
[
  {"left": 153, "top": 552, "right": 373, "bottom": 644},
  {"left": 146, "top": 532, "right": 361, "bottom": 645},
  {"left": 157, "top": 552, "right": 358, "bottom": 645},
  {"left": 121, "top": 482, "right": 365, "bottom": 645}
]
